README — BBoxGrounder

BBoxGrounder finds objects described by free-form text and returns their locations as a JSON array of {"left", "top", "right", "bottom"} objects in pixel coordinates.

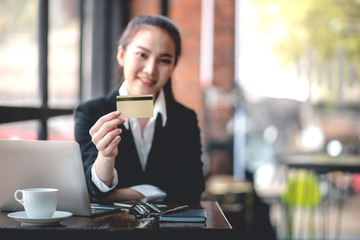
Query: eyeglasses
[{"left": 128, "top": 202, "right": 161, "bottom": 218}]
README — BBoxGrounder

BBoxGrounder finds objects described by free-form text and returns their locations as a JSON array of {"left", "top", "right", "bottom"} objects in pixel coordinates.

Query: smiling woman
[{"left": 74, "top": 15, "right": 205, "bottom": 205}]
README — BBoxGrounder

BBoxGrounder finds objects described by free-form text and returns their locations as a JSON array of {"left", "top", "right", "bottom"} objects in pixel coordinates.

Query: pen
[{"left": 161, "top": 205, "right": 189, "bottom": 215}]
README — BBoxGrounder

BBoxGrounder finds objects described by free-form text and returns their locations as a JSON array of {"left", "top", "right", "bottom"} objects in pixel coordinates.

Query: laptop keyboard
[{"left": 90, "top": 203, "right": 120, "bottom": 214}]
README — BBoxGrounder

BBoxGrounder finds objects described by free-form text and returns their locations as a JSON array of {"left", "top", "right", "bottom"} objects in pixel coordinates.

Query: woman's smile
[{"left": 138, "top": 77, "right": 156, "bottom": 87}]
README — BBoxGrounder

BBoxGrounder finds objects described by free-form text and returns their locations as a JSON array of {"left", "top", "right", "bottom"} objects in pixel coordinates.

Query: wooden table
[
  {"left": 282, "top": 153, "right": 360, "bottom": 174},
  {"left": 0, "top": 201, "right": 232, "bottom": 239}
]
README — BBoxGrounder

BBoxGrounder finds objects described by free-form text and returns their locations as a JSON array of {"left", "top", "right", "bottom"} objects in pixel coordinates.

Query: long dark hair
[{"left": 118, "top": 15, "right": 182, "bottom": 102}]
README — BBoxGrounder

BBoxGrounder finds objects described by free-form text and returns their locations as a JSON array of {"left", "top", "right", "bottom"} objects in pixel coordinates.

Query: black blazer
[{"left": 74, "top": 89, "right": 205, "bottom": 204}]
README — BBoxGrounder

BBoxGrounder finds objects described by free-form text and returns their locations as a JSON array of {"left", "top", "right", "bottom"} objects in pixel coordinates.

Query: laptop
[{"left": 0, "top": 139, "right": 121, "bottom": 216}]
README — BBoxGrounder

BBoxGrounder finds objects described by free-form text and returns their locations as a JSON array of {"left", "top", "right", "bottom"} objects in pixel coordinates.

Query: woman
[{"left": 74, "top": 15, "right": 205, "bottom": 204}]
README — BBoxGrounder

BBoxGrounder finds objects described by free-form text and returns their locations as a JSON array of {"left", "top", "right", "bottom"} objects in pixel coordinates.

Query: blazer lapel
[
  {"left": 118, "top": 124, "right": 144, "bottom": 174},
  {"left": 144, "top": 113, "right": 164, "bottom": 173}
]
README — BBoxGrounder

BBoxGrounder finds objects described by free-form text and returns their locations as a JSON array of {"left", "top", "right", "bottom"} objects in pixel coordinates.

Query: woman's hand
[
  {"left": 89, "top": 111, "right": 125, "bottom": 186},
  {"left": 90, "top": 188, "right": 144, "bottom": 203},
  {"left": 103, "top": 188, "right": 145, "bottom": 202}
]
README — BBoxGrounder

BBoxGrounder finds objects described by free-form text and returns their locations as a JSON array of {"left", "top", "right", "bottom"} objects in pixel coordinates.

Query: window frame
[
  {"left": 0, "top": 0, "right": 73, "bottom": 140},
  {"left": 0, "top": 0, "right": 168, "bottom": 140}
]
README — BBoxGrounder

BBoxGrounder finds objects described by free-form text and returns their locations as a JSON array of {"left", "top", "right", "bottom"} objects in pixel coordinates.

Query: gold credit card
[{"left": 116, "top": 94, "right": 154, "bottom": 118}]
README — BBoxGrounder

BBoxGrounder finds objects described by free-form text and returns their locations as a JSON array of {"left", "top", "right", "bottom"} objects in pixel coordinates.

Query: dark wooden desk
[{"left": 0, "top": 201, "right": 232, "bottom": 239}]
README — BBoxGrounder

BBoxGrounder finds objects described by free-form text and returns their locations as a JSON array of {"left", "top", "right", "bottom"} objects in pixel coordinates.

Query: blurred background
[{"left": 1, "top": 0, "right": 360, "bottom": 239}]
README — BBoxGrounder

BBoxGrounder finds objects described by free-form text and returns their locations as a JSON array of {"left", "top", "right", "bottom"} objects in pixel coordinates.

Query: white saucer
[{"left": 8, "top": 211, "right": 73, "bottom": 226}]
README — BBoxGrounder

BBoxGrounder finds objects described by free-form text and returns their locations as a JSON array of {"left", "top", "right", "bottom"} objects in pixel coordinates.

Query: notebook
[
  {"left": 159, "top": 208, "right": 206, "bottom": 222},
  {"left": 0, "top": 139, "right": 120, "bottom": 216}
]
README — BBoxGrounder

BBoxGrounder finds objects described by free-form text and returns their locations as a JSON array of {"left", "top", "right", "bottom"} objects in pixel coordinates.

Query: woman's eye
[
  {"left": 160, "top": 59, "right": 172, "bottom": 64},
  {"left": 136, "top": 52, "right": 146, "bottom": 58}
]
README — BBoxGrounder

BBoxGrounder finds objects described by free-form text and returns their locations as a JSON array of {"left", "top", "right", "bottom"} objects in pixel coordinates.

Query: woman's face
[{"left": 117, "top": 25, "right": 176, "bottom": 97}]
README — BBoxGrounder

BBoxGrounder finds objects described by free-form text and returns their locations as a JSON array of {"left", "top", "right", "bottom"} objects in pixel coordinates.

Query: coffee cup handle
[{"left": 14, "top": 190, "right": 24, "bottom": 206}]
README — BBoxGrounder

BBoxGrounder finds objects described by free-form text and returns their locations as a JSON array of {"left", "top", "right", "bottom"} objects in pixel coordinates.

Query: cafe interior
[{"left": 1, "top": 0, "right": 360, "bottom": 239}]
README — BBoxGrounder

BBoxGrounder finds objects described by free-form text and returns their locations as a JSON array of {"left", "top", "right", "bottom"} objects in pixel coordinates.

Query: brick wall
[
  {"left": 213, "top": 0, "right": 235, "bottom": 90},
  {"left": 169, "top": 0, "right": 202, "bottom": 118},
  {"left": 129, "top": 0, "right": 161, "bottom": 15}
]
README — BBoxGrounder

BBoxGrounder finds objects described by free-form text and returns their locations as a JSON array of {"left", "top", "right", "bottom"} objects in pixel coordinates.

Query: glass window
[
  {"left": 0, "top": 0, "right": 80, "bottom": 140},
  {"left": 0, "top": 120, "right": 38, "bottom": 140},
  {"left": 0, "top": 0, "right": 39, "bottom": 107},
  {"left": 48, "top": 115, "right": 75, "bottom": 141},
  {"left": 48, "top": 0, "right": 79, "bottom": 108}
]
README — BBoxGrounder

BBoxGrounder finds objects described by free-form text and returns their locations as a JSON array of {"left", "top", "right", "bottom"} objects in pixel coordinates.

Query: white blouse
[{"left": 91, "top": 81, "right": 167, "bottom": 202}]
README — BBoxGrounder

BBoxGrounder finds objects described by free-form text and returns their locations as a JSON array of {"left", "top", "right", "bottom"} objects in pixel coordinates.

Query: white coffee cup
[{"left": 14, "top": 188, "right": 58, "bottom": 218}]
